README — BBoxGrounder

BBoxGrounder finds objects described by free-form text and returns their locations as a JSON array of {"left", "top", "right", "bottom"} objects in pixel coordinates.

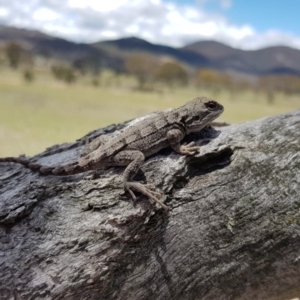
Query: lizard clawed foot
[
  {"left": 180, "top": 142, "right": 200, "bottom": 155},
  {"left": 124, "top": 182, "right": 168, "bottom": 210}
]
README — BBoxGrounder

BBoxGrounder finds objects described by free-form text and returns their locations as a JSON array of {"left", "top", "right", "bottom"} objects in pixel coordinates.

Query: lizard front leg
[
  {"left": 167, "top": 129, "right": 200, "bottom": 155},
  {"left": 114, "top": 150, "right": 168, "bottom": 210}
]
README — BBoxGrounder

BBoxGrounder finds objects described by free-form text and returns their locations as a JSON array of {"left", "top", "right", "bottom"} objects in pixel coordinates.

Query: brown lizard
[{"left": 0, "top": 97, "right": 224, "bottom": 210}]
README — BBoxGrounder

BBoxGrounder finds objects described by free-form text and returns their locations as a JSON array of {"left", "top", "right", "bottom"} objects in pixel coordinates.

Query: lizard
[{"left": 0, "top": 97, "right": 224, "bottom": 210}]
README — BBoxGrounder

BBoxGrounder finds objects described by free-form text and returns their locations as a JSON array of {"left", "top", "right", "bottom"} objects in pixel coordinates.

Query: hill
[
  {"left": 182, "top": 40, "right": 300, "bottom": 75},
  {"left": 0, "top": 25, "right": 117, "bottom": 68},
  {"left": 1, "top": 25, "right": 300, "bottom": 76},
  {"left": 92, "top": 37, "right": 209, "bottom": 68},
  {"left": 93, "top": 37, "right": 300, "bottom": 75}
]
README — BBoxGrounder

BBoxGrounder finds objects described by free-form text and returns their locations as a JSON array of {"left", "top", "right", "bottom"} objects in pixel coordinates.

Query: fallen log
[{"left": 0, "top": 110, "right": 299, "bottom": 300}]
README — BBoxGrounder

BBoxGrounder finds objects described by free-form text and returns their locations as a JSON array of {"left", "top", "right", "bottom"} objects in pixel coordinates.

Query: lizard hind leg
[
  {"left": 113, "top": 150, "right": 168, "bottom": 210},
  {"left": 125, "top": 182, "right": 168, "bottom": 210}
]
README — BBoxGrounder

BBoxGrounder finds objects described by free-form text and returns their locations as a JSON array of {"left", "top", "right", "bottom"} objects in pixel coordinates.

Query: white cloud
[
  {"left": 0, "top": 0, "right": 299, "bottom": 50},
  {"left": 33, "top": 8, "right": 60, "bottom": 21},
  {"left": 0, "top": 7, "right": 8, "bottom": 17},
  {"left": 68, "top": 0, "right": 129, "bottom": 12}
]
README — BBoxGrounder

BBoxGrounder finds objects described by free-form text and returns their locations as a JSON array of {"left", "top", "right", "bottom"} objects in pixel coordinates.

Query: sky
[{"left": 0, "top": 0, "right": 300, "bottom": 50}]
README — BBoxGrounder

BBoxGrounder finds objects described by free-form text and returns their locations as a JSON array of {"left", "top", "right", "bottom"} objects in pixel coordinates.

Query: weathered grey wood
[{"left": 0, "top": 111, "right": 299, "bottom": 300}]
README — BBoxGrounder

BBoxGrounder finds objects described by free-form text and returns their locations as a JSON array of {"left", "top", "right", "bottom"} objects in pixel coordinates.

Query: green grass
[{"left": 0, "top": 67, "right": 299, "bottom": 157}]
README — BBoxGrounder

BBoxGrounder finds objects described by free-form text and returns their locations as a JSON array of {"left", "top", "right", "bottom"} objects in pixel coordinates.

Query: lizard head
[{"left": 178, "top": 97, "right": 224, "bottom": 134}]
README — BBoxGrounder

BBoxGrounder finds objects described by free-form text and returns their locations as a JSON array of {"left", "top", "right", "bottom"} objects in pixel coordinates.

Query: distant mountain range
[
  {"left": 1, "top": 25, "right": 300, "bottom": 76},
  {"left": 0, "top": 25, "right": 118, "bottom": 69}
]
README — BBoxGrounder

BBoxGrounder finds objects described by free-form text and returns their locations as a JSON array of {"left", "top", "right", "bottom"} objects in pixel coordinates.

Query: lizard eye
[
  {"left": 206, "top": 101, "right": 217, "bottom": 110},
  {"left": 194, "top": 116, "right": 200, "bottom": 121}
]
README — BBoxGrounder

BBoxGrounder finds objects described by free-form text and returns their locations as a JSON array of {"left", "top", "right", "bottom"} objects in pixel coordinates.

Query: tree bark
[{"left": 0, "top": 111, "right": 299, "bottom": 300}]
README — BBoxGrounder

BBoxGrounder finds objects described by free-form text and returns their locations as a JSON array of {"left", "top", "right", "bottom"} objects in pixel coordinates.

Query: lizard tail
[{"left": 0, "top": 157, "right": 86, "bottom": 175}]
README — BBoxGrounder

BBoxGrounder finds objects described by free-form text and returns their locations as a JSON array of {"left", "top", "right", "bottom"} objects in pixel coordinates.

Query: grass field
[{"left": 0, "top": 67, "right": 299, "bottom": 157}]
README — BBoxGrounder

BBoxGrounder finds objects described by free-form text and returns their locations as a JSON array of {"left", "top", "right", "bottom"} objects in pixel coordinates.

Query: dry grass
[{"left": 0, "top": 67, "right": 299, "bottom": 156}]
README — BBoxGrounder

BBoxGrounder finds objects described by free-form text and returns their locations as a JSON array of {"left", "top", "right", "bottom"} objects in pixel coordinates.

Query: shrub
[
  {"left": 51, "top": 65, "right": 77, "bottom": 84},
  {"left": 156, "top": 61, "right": 188, "bottom": 86},
  {"left": 125, "top": 54, "right": 159, "bottom": 89},
  {"left": 5, "top": 43, "right": 23, "bottom": 69},
  {"left": 23, "top": 69, "right": 35, "bottom": 82}
]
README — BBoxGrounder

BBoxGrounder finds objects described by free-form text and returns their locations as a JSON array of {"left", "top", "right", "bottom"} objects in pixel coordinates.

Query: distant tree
[
  {"left": 218, "top": 73, "right": 233, "bottom": 89},
  {"left": 156, "top": 61, "right": 188, "bottom": 86},
  {"left": 91, "top": 77, "right": 100, "bottom": 87},
  {"left": 73, "top": 58, "right": 87, "bottom": 75},
  {"left": 5, "top": 42, "right": 23, "bottom": 68},
  {"left": 73, "top": 55, "right": 102, "bottom": 75},
  {"left": 125, "top": 54, "right": 158, "bottom": 90},
  {"left": 195, "top": 68, "right": 238, "bottom": 93},
  {"left": 64, "top": 69, "right": 76, "bottom": 84},
  {"left": 196, "top": 68, "right": 220, "bottom": 89},
  {"left": 259, "top": 74, "right": 300, "bottom": 95},
  {"left": 23, "top": 69, "right": 35, "bottom": 83},
  {"left": 51, "top": 65, "right": 77, "bottom": 84}
]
